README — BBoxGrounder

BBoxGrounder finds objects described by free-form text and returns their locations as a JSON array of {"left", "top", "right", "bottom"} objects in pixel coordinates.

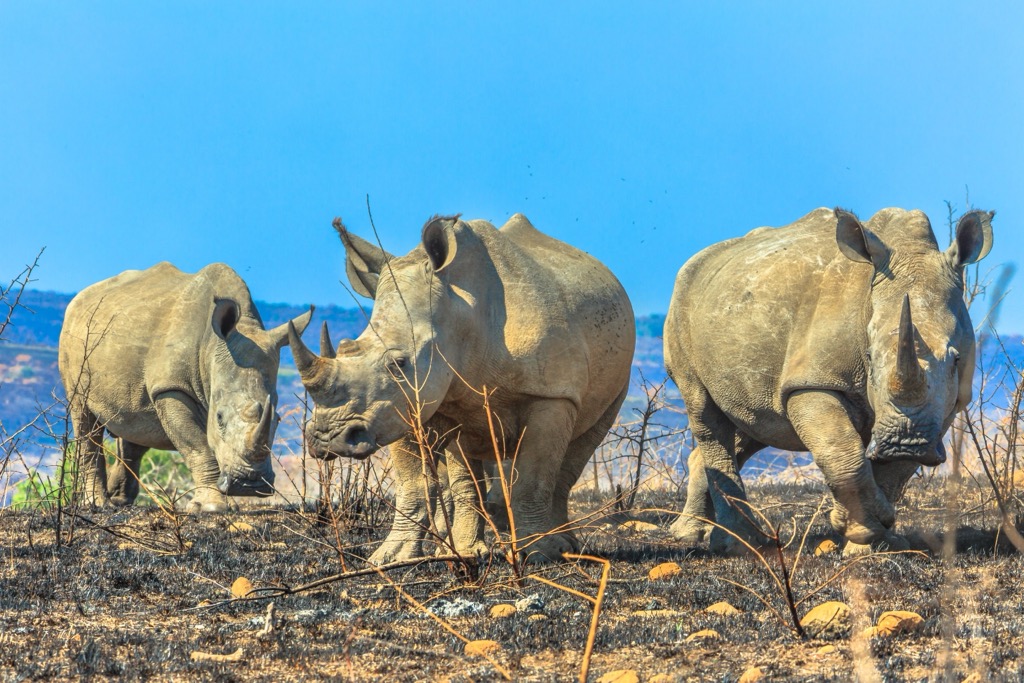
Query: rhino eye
[
  {"left": 216, "top": 410, "right": 226, "bottom": 432},
  {"left": 386, "top": 354, "right": 409, "bottom": 379}
]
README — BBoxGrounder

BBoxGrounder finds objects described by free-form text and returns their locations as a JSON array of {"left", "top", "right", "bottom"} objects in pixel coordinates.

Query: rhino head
[
  {"left": 835, "top": 207, "right": 994, "bottom": 466},
  {"left": 205, "top": 300, "right": 313, "bottom": 493},
  {"left": 289, "top": 215, "right": 469, "bottom": 460}
]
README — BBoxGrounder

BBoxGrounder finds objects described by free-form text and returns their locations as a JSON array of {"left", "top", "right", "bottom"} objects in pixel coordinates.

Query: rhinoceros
[
  {"left": 289, "top": 213, "right": 635, "bottom": 563},
  {"left": 665, "top": 207, "right": 993, "bottom": 553},
  {"left": 58, "top": 262, "right": 312, "bottom": 510}
]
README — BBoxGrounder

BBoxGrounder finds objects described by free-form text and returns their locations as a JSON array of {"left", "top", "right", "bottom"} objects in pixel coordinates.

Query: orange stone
[
  {"left": 230, "top": 576, "right": 254, "bottom": 598},
  {"left": 648, "top": 561, "right": 683, "bottom": 581},
  {"left": 875, "top": 610, "right": 924, "bottom": 637}
]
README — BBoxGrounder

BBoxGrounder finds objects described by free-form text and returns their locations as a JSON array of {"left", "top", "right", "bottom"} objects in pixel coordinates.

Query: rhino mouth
[
  {"left": 308, "top": 421, "right": 379, "bottom": 461},
  {"left": 217, "top": 470, "right": 275, "bottom": 497},
  {"left": 865, "top": 437, "right": 946, "bottom": 466}
]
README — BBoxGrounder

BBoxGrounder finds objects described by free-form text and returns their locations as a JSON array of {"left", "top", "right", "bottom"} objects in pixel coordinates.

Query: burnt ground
[{"left": 2, "top": 477, "right": 1024, "bottom": 682}]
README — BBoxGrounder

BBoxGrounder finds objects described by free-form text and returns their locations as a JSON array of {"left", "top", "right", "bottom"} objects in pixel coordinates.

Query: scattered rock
[
  {"left": 814, "top": 539, "right": 839, "bottom": 556},
  {"left": 619, "top": 520, "right": 659, "bottom": 533},
  {"left": 647, "top": 675, "right": 673, "bottom": 683},
  {"left": 230, "top": 577, "right": 253, "bottom": 598},
  {"left": 817, "top": 644, "right": 837, "bottom": 655},
  {"left": 648, "top": 562, "right": 683, "bottom": 581},
  {"left": 706, "top": 601, "right": 741, "bottom": 616},
  {"left": 269, "top": 541, "right": 287, "bottom": 549},
  {"left": 528, "top": 614, "right": 548, "bottom": 622},
  {"left": 429, "top": 598, "right": 484, "bottom": 618},
  {"left": 685, "top": 628, "right": 721, "bottom": 643},
  {"left": 596, "top": 670, "right": 639, "bottom": 683},
  {"left": 514, "top": 593, "right": 545, "bottom": 613},
  {"left": 738, "top": 666, "right": 765, "bottom": 683},
  {"left": 962, "top": 673, "right": 983, "bottom": 683},
  {"left": 117, "top": 542, "right": 135, "bottom": 551},
  {"left": 227, "top": 521, "right": 254, "bottom": 534},
  {"left": 190, "top": 647, "right": 244, "bottom": 662},
  {"left": 464, "top": 639, "right": 501, "bottom": 657},
  {"left": 799, "top": 601, "right": 851, "bottom": 639},
  {"left": 632, "top": 609, "right": 683, "bottom": 619},
  {"left": 875, "top": 610, "right": 924, "bottom": 637},
  {"left": 489, "top": 604, "right": 517, "bottom": 619},
  {"left": 859, "top": 626, "right": 879, "bottom": 639}
]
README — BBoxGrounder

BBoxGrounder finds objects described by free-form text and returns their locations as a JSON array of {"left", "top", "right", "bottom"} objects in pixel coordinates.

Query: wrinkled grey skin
[
  {"left": 291, "top": 213, "right": 635, "bottom": 563},
  {"left": 665, "top": 207, "right": 993, "bottom": 554},
  {"left": 58, "top": 262, "right": 312, "bottom": 511}
]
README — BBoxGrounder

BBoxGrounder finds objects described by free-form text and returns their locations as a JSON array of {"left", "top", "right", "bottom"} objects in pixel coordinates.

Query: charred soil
[{"left": 1, "top": 478, "right": 1023, "bottom": 682}]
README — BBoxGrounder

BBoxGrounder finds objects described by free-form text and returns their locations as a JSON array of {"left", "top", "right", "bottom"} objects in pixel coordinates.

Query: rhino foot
[
  {"left": 82, "top": 495, "right": 114, "bottom": 510},
  {"left": 448, "top": 539, "right": 490, "bottom": 562},
  {"left": 843, "top": 533, "right": 910, "bottom": 557},
  {"left": 108, "top": 495, "right": 136, "bottom": 507},
  {"left": 519, "top": 532, "right": 579, "bottom": 565},
  {"left": 670, "top": 514, "right": 712, "bottom": 545},
  {"left": 708, "top": 525, "right": 772, "bottom": 556},
  {"left": 187, "top": 492, "right": 233, "bottom": 513},
  {"left": 368, "top": 539, "right": 426, "bottom": 566}
]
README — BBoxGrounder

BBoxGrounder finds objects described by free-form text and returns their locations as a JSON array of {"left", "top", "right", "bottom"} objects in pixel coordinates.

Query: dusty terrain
[{"left": 1, "top": 477, "right": 1023, "bottom": 682}]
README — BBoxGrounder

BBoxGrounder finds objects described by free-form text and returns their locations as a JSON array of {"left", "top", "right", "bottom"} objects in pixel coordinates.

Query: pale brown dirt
[{"left": 2, "top": 478, "right": 1023, "bottom": 682}]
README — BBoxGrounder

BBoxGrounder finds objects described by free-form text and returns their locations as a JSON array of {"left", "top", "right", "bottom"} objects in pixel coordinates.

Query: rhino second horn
[
  {"left": 320, "top": 321, "right": 336, "bottom": 359},
  {"left": 256, "top": 395, "right": 273, "bottom": 447},
  {"left": 891, "top": 294, "right": 926, "bottom": 401},
  {"left": 288, "top": 321, "right": 332, "bottom": 398}
]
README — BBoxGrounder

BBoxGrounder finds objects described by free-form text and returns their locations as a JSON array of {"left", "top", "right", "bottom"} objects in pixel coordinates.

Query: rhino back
[{"left": 665, "top": 208, "right": 872, "bottom": 446}]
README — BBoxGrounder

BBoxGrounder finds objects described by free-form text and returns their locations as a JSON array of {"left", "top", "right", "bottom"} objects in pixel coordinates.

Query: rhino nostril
[{"left": 345, "top": 425, "right": 370, "bottom": 447}]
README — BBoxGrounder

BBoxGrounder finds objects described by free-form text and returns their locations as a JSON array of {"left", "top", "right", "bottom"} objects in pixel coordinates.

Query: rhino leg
[
  {"left": 673, "top": 434, "right": 765, "bottom": 545},
  {"left": 787, "top": 390, "right": 901, "bottom": 550},
  {"left": 507, "top": 398, "right": 579, "bottom": 564},
  {"left": 70, "top": 406, "right": 111, "bottom": 508},
  {"left": 679, "top": 388, "right": 768, "bottom": 554},
  {"left": 107, "top": 439, "right": 147, "bottom": 506},
  {"left": 154, "top": 392, "right": 229, "bottom": 512},
  {"left": 672, "top": 447, "right": 713, "bottom": 544},
  {"left": 368, "top": 436, "right": 440, "bottom": 565},
  {"left": 550, "top": 385, "right": 628, "bottom": 539},
  {"left": 443, "top": 449, "right": 489, "bottom": 560}
]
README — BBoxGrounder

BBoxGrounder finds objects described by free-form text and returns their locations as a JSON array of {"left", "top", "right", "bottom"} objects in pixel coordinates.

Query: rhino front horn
[
  {"left": 288, "top": 321, "right": 332, "bottom": 398},
  {"left": 891, "top": 294, "right": 926, "bottom": 401}
]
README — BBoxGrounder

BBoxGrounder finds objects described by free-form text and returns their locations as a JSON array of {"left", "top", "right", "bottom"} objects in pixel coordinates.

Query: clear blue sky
[{"left": 2, "top": 2, "right": 1022, "bottom": 331}]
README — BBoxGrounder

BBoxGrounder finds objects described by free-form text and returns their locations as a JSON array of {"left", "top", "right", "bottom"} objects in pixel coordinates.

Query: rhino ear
[
  {"left": 333, "top": 217, "right": 393, "bottom": 299},
  {"left": 947, "top": 210, "right": 994, "bottom": 268},
  {"left": 422, "top": 214, "right": 461, "bottom": 273},
  {"left": 835, "top": 208, "right": 889, "bottom": 267},
  {"left": 212, "top": 298, "right": 240, "bottom": 340},
  {"left": 269, "top": 306, "right": 314, "bottom": 351}
]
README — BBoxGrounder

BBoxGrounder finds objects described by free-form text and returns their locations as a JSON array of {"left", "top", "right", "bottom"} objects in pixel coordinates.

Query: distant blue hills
[{"left": 2, "top": 289, "right": 1020, "bottom": 449}]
